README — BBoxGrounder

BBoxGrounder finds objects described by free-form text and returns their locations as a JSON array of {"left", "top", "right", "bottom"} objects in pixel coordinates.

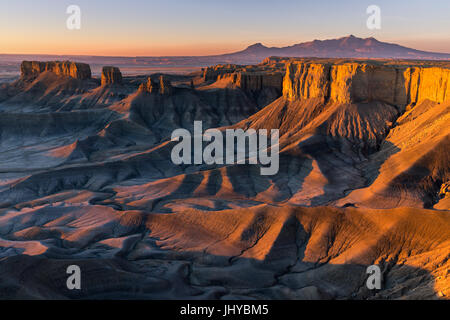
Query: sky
[{"left": 1, "top": 0, "right": 450, "bottom": 56}]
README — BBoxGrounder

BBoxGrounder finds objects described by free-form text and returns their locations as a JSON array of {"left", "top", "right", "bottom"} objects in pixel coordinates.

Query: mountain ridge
[{"left": 223, "top": 35, "right": 450, "bottom": 61}]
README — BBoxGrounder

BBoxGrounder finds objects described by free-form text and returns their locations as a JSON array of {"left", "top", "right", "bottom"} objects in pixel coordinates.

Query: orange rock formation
[
  {"left": 101, "top": 66, "right": 122, "bottom": 86},
  {"left": 20, "top": 61, "right": 92, "bottom": 80},
  {"left": 283, "top": 61, "right": 450, "bottom": 107}
]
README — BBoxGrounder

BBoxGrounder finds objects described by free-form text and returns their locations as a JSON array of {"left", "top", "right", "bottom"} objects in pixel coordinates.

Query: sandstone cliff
[
  {"left": 138, "top": 75, "right": 172, "bottom": 95},
  {"left": 21, "top": 61, "right": 92, "bottom": 80},
  {"left": 283, "top": 61, "right": 450, "bottom": 107},
  {"left": 218, "top": 72, "right": 283, "bottom": 92},
  {"left": 203, "top": 63, "right": 283, "bottom": 93},
  {"left": 101, "top": 66, "right": 122, "bottom": 86},
  {"left": 202, "top": 64, "right": 242, "bottom": 81}
]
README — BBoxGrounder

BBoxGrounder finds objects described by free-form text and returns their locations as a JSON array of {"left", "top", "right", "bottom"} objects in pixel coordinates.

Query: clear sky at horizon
[{"left": 1, "top": 0, "right": 449, "bottom": 56}]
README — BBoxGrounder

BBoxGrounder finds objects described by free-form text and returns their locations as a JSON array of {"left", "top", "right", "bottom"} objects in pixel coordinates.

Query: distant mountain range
[
  {"left": 1, "top": 35, "right": 449, "bottom": 75},
  {"left": 217, "top": 35, "right": 450, "bottom": 63}
]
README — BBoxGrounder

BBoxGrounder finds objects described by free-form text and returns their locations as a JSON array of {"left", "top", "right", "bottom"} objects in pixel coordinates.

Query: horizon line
[{"left": 1, "top": 35, "right": 450, "bottom": 58}]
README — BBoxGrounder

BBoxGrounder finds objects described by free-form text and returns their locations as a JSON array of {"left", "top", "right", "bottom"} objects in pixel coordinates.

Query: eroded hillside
[{"left": 0, "top": 58, "right": 448, "bottom": 299}]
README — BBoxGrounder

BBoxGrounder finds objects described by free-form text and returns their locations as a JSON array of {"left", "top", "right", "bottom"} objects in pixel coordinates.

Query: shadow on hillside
[
  {"left": 298, "top": 137, "right": 402, "bottom": 206},
  {"left": 0, "top": 210, "right": 445, "bottom": 300}
]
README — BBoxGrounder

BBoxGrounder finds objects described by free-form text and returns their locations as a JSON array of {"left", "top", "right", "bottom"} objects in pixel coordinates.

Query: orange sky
[{"left": 1, "top": 0, "right": 449, "bottom": 57}]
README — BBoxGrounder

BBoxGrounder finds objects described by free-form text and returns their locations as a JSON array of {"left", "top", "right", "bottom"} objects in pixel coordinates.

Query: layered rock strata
[
  {"left": 217, "top": 72, "right": 283, "bottom": 92},
  {"left": 21, "top": 61, "right": 92, "bottom": 80},
  {"left": 101, "top": 66, "right": 122, "bottom": 86},
  {"left": 138, "top": 75, "right": 173, "bottom": 95},
  {"left": 203, "top": 63, "right": 284, "bottom": 92},
  {"left": 283, "top": 61, "right": 450, "bottom": 107}
]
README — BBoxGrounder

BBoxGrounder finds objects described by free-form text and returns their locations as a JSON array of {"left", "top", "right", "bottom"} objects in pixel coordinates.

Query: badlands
[{"left": 0, "top": 58, "right": 448, "bottom": 299}]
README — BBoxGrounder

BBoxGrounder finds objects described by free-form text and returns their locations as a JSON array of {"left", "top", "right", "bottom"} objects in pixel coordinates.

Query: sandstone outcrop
[
  {"left": 283, "top": 62, "right": 330, "bottom": 101},
  {"left": 282, "top": 60, "right": 450, "bottom": 107},
  {"left": 203, "top": 62, "right": 284, "bottom": 92},
  {"left": 21, "top": 61, "right": 91, "bottom": 80},
  {"left": 218, "top": 72, "right": 283, "bottom": 92},
  {"left": 138, "top": 75, "right": 172, "bottom": 95},
  {"left": 440, "top": 182, "right": 450, "bottom": 198},
  {"left": 202, "top": 64, "right": 242, "bottom": 81},
  {"left": 101, "top": 66, "right": 122, "bottom": 86},
  {"left": 202, "top": 59, "right": 450, "bottom": 106}
]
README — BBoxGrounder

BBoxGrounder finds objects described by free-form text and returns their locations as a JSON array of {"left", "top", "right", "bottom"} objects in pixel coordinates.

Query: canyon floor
[{"left": 0, "top": 58, "right": 448, "bottom": 299}]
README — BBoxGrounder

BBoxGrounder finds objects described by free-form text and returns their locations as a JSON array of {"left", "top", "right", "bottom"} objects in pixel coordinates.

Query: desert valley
[{"left": 0, "top": 38, "right": 448, "bottom": 299}]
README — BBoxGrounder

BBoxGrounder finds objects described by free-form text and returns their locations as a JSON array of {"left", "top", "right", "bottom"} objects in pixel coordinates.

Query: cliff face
[
  {"left": 204, "top": 62, "right": 284, "bottom": 93},
  {"left": 283, "top": 61, "right": 450, "bottom": 107},
  {"left": 238, "top": 72, "right": 283, "bottom": 91},
  {"left": 217, "top": 72, "right": 283, "bottom": 92},
  {"left": 202, "top": 64, "right": 242, "bottom": 81},
  {"left": 283, "top": 63, "right": 330, "bottom": 101},
  {"left": 101, "top": 66, "right": 122, "bottom": 86},
  {"left": 138, "top": 75, "right": 173, "bottom": 95},
  {"left": 21, "top": 61, "right": 92, "bottom": 80}
]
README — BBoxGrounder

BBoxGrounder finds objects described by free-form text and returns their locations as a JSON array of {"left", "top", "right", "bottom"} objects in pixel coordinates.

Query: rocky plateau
[{"left": 0, "top": 57, "right": 448, "bottom": 300}]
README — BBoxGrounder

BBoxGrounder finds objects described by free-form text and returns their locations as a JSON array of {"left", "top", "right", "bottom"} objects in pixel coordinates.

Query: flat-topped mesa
[
  {"left": 202, "top": 64, "right": 242, "bottom": 81},
  {"left": 218, "top": 71, "right": 283, "bottom": 92},
  {"left": 101, "top": 66, "right": 122, "bottom": 86},
  {"left": 204, "top": 62, "right": 284, "bottom": 92},
  {"left": 283, "top": 60, "right": 450, "bottom": 107},
  {"left": 138, "top": 75, "right": 173, "bottom": 95},
  {"left": 21, "top": 61, "right": 91, "bottom": 80}
]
